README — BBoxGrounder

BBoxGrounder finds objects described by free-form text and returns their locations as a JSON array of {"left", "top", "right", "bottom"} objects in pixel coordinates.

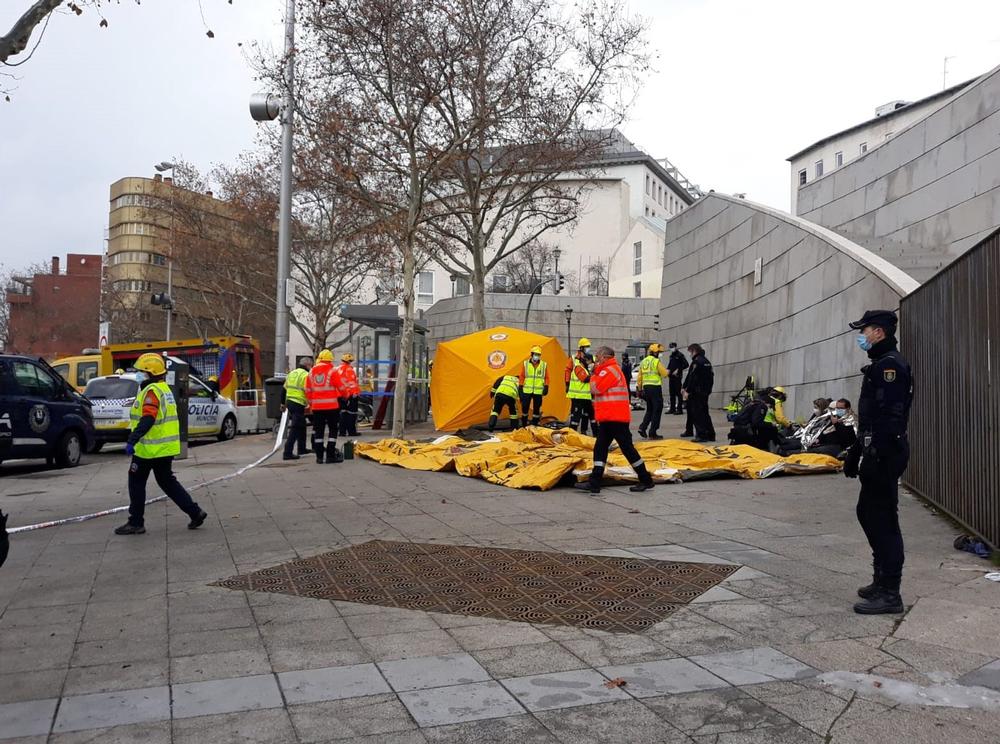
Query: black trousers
[
  {"left": 127, "top": 456, "right": 201, "bottom": 527},
  {"left": 668, "top": 376, "right": 684, "bottom": 413},
  {"left": 312, "top": 409, "right": 340, "bottom": 451},
  {"left": 687, "top": 393, "right": 715, "bottom": 439},
  {"left": 857, "top": 438, "right": 909, "bottom": 591},
  {"left": 729, "top": 422, "right": 779, "bottom": 451},
  {"left": 590, "top": 420, "right": 651, "bottom": 484},
  {"left": 489, "top": 394, "right": 518, "bottom": 431},
  {"left": 520, "top": 393, "right": 543, "bottom": 425},
  {"left": 639, "top": 386, "right": 663, "bottom": 435},
  {"left": 283, "top": 401, "right": 308, "bottom": 457},
  {"left": 569, "top": 399, "right": 595, "bottom": 435},
  {"left": 338, "top": 396, "right": 359, "bottom": 436}
]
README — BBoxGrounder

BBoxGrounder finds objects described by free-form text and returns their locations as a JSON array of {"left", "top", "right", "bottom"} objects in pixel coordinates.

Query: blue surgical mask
[
  {"left": 834, "top": 408, "right": 847, "bottom": 418},
  {"left": 856, "top": 334, "right": 872, "bottom": 351}
]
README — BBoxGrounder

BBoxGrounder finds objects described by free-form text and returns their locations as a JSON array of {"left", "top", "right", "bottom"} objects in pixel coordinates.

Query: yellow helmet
[
  {"left": 529, "top": 345, "right": 542, "bottom": 355},
  {"left": 134, "top": 353, "right": 166, "bottom": 377},
  {"left": 578, "top": 337, "right": 591, "bottom": 348},
  {"left": 773, "top": 385, "right": 786, "bottom": 394},
  {"left": 341, "top": 352, "right": 355, "bottom": 363},
  {"left": 317, "top": 349, "right": 334, "bottom": 362},
  {"left": 648, "top": 343, "right": 663, "bottom": 354}
]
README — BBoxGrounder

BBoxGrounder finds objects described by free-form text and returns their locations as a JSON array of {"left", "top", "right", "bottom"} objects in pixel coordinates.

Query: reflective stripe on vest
[
  {"left": 567, "top": 359, "right": 591, "bottom": 400},
  {"left": 307, "top": 364, "right": 341, "bottom": 410},
  {"left": 640, "top": 355, "right": 662, "bottom": 386},
  {"left": 494, "top": 375, "right": 520, "bottom": 399},
  {"left": 522, "top": 360, "right": 546, "bottom": 395},
  {"left": 130, "top": 382, "right": 180, "bottom": 458},
  {"left": 592, "top": 363, "right": 630, "bottom": 422},
  {"left": 284, "top": 368, "right": 308, "bottom": 405}
]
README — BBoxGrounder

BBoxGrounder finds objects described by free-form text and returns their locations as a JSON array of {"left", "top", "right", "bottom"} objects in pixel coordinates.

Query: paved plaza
[{"left": 2, "top": 413, "right": 1000, "bottom": 743}]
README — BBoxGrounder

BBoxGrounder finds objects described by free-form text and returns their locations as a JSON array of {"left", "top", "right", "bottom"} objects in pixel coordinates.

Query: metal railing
[{"left": 899, "top": 229, "right": 999, "bottom": 547}]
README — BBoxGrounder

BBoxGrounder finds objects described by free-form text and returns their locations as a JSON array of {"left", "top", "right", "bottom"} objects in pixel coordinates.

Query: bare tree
[
  {"left": 585, "top": 260, "right": 610, "bottom": 296},
  {"left": 495, "top": 241, "right": 572, "bottom": 294},
  {"left": 422, "top": 0, "right": 649, "bottom": 329},
  {"left": 288, "top": 0, "right": 478, "bottom": 437},
  {"left": 99, "top": 268, "right": 145, "bottom": 344},
  {"left": 1, "top": 1, "right": 219, "bottom": 99}
]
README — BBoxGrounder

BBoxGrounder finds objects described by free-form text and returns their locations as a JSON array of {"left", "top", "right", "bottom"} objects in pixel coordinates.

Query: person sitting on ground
[
  {"left": 779, "top": 398, "right": 858, "bottom": 457},
  {"left": 810, "top": 398, "right": 832, "bottom": 421},
  {"left": 728, "top": 390, "right": 782, "bottom": 451}
]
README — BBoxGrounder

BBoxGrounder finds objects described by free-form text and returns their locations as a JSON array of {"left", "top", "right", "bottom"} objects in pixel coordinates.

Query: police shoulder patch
[{"left": 884, "top": 369, "right": 897, "bottom": 382}]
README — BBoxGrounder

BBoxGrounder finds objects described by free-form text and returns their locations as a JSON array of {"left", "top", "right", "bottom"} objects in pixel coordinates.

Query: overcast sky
[{"left": 2, "top": 0, "right": 999, "bottom": 272}]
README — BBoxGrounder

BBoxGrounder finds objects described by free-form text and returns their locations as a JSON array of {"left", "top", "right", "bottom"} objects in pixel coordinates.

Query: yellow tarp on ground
[
  {"left": 431, "top": 326, "right": 570, "bottom": 431},
  {"left": 357, "top": 426, "right": 842, "bottom": 490}
]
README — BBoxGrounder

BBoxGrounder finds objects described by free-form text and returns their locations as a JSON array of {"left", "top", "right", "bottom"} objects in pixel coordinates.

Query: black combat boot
[
  {"left": 629, "top": 464, "right": 655, "bottom": 492},
  {"left": 114, "top": 522, "right": 146, "bottom": 535},
  {"left": 574, "top": 467, "right": 603, "bottom": 494},
  {"left": 314, "top": 444, "right": 325, "bottom": 464},
  {"left": 857, "top": 568, "right": 881, "bottom": 599},
  {"left": 327, "top": 446, "right": 344, "bottom": 463},
  {"left": 853, "top": 588, "right": 904, "bottom": 614},
  {"left": 187, "top": 510, "right": 208, "bottom": 530}
]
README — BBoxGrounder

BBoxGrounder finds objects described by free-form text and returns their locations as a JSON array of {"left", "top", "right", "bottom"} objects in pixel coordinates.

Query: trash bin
[{"left": 264, "top": 376, "right": 286, "bottom": 421}]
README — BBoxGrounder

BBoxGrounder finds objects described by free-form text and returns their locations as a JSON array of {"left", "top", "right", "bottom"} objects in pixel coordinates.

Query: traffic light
[
  {"left": 150, "top": 292, "right": 173, "bottom": 309},
  {"left": 555, "top": 272, "right": 565, "bottom": 295}
]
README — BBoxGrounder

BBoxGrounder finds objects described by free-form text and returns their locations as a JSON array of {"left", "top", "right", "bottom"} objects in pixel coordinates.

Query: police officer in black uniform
[
  {"left": 844, "top": 309, "right": 913, "bottom": 615},
  {"left": 666, "top": 342, "right": 688, "bottom": 414},
  {"left": 682, "top": 343, "right": 716, "bottom": 442}
]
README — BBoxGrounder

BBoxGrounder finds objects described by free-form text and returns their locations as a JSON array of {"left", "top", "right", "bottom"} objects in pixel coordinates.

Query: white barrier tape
[{"left": 5, "top": 411, "right": 289, "bottom": 535}]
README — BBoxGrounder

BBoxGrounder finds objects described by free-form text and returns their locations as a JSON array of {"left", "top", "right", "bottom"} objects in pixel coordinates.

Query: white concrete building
[{"left": 787, "top": 80, "right": 972, "bottom": 214}]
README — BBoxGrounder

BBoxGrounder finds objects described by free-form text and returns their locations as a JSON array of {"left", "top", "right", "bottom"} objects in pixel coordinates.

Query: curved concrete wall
[
  {"left": 660, "top": 193, "right": 918, "bottom": 419},
  {"left": 797, "top": 64, "right": 1000, "bottom": 282}
]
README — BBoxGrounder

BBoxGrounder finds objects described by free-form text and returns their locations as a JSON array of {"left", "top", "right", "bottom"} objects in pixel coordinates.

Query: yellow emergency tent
[{"left": 431, "top": 326, "right": 570, "bottom": 431}]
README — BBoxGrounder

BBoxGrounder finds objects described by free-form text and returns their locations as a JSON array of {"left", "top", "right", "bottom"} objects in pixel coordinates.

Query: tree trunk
[
  {"left": 392, "top": 235, "right": 416, "bottom": 437},
  {"left": 471, "top": 234, "right": 487, "bottom": 330}
]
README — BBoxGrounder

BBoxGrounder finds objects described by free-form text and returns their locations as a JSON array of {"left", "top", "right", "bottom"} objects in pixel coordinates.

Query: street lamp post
[
  {"left": 564, "top": 305, "right": 573, "bottom": 352},
  {"left": 250, "top": 0, "right": 296, "bottom": 375},
  {"left": 153, "top": 161, "right": 176, "bottom": 340}
]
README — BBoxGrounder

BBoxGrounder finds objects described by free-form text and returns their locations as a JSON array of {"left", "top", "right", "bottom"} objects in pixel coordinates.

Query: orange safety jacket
[
  {"left": 338, "top": 362, "right": 360, "bottom": 396},
  {"left": 590, "top": 358, "right": 631, "bottom": 423},
  {"left": 306, "top": 361, "right": 342, "bottom": 410}
]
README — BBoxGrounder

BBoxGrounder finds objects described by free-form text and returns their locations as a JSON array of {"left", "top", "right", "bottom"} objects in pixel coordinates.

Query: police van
[
  {"left": 0, "top": 354, "right": 96, "bottom": 468},
  {"left": 84, "top": 372, "right": 239, "bottom": 451}
]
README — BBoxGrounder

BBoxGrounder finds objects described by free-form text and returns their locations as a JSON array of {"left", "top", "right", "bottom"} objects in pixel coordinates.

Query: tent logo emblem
[
  {"left": 487, "top": 350, "right": 507, "bottom": 369},
  {"left": 489, "top": 333, "right": 508, "bottom": 341}
]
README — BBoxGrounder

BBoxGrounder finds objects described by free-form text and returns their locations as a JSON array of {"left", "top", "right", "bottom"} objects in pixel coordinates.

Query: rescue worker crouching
[
  {"left": 518, "top": 345, "right": 549, "bottom": 427},
  {"left": 114, "top": 353, "right": 208, "bottom": 535},
  {"left": 637, "top": 343, "right": 668, "bottom": 439},
  {"left": 282, "top": 357, "right": 312, "bottom": 461},
  {"left": 574, "top": 346, "right": 654, "bottom": 494},
  {"left": 489, "top": 373, "right": 521, "bottom": 432},
  {"left": 338, "top": 353, "right": 361, "bottom": 438},
  {"left": 763, "top": 386, "right": 792, "bottom": 434},
  {"left": 307, "top": 350, "right": 344, "bottom": 464},
  {"left": 728, "top": 389, "right": 782, "bottom": 451},
  {"left": 565, "top": 337, "right": 596, "bottom": 436}
]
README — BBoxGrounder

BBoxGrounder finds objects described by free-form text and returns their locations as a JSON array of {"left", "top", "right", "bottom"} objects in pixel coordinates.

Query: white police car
[{"left": 84, "top": 372, "right": 239, "bottom": 451}]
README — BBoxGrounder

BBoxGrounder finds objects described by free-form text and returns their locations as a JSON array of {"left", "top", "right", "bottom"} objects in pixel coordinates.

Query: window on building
[
  {"left": 453, "top": 276, "right": 470, "bottom": 296},
  {"left": 644, "top": 206, "right": 650, "bottom": 216},
  {"left": 633, "top": 281, "right": 642, "bottom": 297},
  {"left": 491, "top": 274, "right": 509, "bottom": 293},
  {"left": 645, "top": 174, "right": 650, "bottom": 195},
  {"left": 835, "top": 151, "right": 844, "bottom": 167},
  {"left": 633, "top": 242, "right": 642, "bottom": 275},
  {"left": 416, "top": 271, "right": 434, "bottom": 305},
  {"left": 860, "top": 142, "right": 868, "bottom": 154},
  {"left": 814, "top": 160, "right": 824, "bottom": 178},
  {"left": 798, "top": 170, "right": 807, "bottom": 187}
]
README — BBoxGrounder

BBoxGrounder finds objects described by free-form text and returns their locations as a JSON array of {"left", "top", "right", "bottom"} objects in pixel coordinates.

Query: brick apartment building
[{"left": 4, "top": 254, "right": 102, "bottom": 359}]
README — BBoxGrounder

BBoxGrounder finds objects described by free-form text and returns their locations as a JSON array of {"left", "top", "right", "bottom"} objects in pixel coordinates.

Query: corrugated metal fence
[{"left": 900, "top": 229, "right": 1000, "bottom": 547}]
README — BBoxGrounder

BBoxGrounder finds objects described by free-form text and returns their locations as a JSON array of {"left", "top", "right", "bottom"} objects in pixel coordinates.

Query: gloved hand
[
  {"left": 843, "top": 444, "right": 860, "bottom": 478},
  {"left": 543, "top": 385, "right": 549, "bottom": 396},
  {"left": 125, "top": 442, "right": 136, "bottom": 456}
]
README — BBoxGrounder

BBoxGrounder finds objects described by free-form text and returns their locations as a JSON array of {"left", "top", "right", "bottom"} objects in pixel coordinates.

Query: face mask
[
  {"left": 834, "top": 408, "right": 847, "bottom": 418},
  {"left": 856, "top": 334, "right": 872, "bottom": 351},
  {"left": 531, "top": 355, "right": 540, "bottom": 363},
  {"left": 134, "top": 372, "right": 148, "bottom": 384},
  {"left": 582, "top": 346, "right": 591, "bottom": 355}
]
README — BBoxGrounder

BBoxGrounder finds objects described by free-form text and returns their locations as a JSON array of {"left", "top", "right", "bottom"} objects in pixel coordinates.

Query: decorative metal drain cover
[{"left": 212, "top": 540, "right": 739, "bottom": 633}]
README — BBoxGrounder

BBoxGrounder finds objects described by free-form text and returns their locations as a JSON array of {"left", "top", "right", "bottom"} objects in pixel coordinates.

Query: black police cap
[{"left": 848, "top": 309, "right": 897, "bottom": 332}]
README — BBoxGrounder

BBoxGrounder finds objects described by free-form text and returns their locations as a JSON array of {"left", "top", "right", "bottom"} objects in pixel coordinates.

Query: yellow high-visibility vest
[
  {"left": 129, "top": 382, "right": 180, "bottom": 459},
  {"left": 566, "top": 359, "right": 591, "bottom": 400},
  {"left": 493, "top": 375, "right": 520, "bottom": 399},
  {"left": 640, "top": 355, "right": 662, "bottom": 387},
  {"left": 284, "top": 368, "right": 308, "bottom": 405},
  {"left": 522, "top": 360, "right": 547, "bottom": 395}
]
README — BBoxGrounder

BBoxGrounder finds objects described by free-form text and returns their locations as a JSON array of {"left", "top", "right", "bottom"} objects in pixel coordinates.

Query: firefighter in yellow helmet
[
  {"left": 337, "top": 352, "right": 361, "bottom": 437},
  {"left": 114, "top": 353, "right": 207, "bottom": 535},
  {"left": 564, "top": 337, "right": 596, "bottom": 435},
  {"left": 637, "top": 342, "right": 669, "bottom": 439},
  {"left": 518, "top": 345, "right": 549, "bottom": 427},
  {"left": 764, "top": 385, "right": 792, "bottom": 431},
  {"left": 306, "top": 349, "right": 345, "bottom": 463}
]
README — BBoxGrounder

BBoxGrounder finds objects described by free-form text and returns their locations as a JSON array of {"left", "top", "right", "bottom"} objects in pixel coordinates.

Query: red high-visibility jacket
[
  {"left": 590, "top": 358, "right": 630, "bottom": 422},
  {"left": 306, "top": 361, "right": 342, "bottom": 410}
]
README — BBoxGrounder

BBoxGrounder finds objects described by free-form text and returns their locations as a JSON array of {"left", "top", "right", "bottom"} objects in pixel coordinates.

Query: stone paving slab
[{"left": 2, "top": 410, "right": 1000, "bottom": 741}]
